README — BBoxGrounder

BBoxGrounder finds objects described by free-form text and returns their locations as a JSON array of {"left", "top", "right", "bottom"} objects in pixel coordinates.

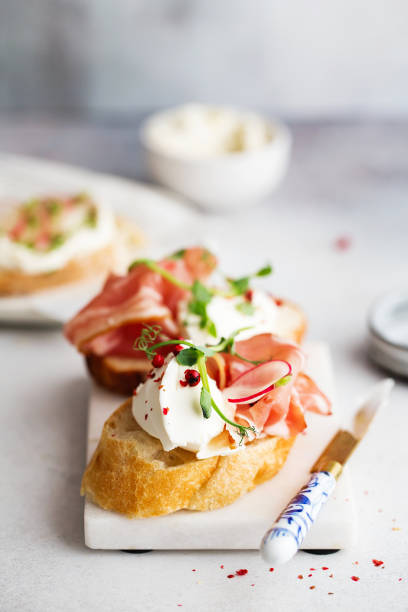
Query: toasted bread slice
[
  {"left": 81, "top": 399, "right": 295, "bottom": 517},
  {"left": 0, "top": 217, "right": 144, "bottom": 296},
  {"left": 0, "top": 243, "right": 116, "bottom": 295},
  {"left": 85, "top": 356, "right": 152, "bottom": 396},
  {"left": 85, "top": 299, "right": 307, "bottom": 395}
]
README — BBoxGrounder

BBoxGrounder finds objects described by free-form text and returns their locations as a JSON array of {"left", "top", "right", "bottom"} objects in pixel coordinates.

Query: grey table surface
[{"left": 1, "top": 114, "right": 408, "bottom": 612}]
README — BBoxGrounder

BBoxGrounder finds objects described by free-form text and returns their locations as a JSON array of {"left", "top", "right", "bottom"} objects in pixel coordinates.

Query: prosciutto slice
[
  {"left": 213, "top": 334, "right": 331, "bottom": 439},
  {"left": 64, "top": 247, "right": 216, "bottom": 354}
]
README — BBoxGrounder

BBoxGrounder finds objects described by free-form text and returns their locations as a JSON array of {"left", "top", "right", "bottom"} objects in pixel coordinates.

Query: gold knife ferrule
[{"left": 316, "top": 459, "right": 343, "bottom": 480}]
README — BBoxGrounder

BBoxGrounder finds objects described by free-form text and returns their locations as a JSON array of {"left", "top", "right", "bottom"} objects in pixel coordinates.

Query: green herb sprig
[
  {"left": 227, "top": 263, "right": 273, "bottom": 296},
  {"left": 188, "top": 280, "right": 217, "bottom": 337},
  {"left": 128, "top": 259, "right": 217, "bottom": 335},
  {"left": 206, "top": 327, "right": 263, "bottom": 366},
  {"left": 128, "top": 259, "right": 191, "bottom": 290},
  {"left": 134, "top": 324, "right": 162, "bottom": 359},
  {"left": 128, "top": 258, "right": 273, "bottom": 340}
]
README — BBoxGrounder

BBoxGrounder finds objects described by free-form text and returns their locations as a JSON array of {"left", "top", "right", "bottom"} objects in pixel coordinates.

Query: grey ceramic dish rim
[{"left": 368, "top": 290, "right": 408, "bottom": 351}]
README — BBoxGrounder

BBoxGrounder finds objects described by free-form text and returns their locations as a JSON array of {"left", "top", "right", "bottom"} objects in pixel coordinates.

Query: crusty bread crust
[
  {"left": 85, "top": 300, "right": 308, "bottom": 395},
  {"left": 0, "top": 243, "right": 116, "bottom": 296},
  {"left": 81, "top": 399, "right": 296, "bottom": 517}
]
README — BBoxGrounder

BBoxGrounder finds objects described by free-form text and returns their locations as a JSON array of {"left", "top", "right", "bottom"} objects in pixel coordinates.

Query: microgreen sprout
[
  {"left": 128, "top": 259, "right": 217, "bottom": 334},
  {"left": 133, "top": 324, "right": 162, "bottom": 359},
  {"left": 188, "top": 280, "right": 217, "bottom": 337},
  {"left": 49, "top": 233, "right": 66, "bottom": 250},
  {"left": 128, "top": 259, "right": 191, "bottom": 291},
  {"left": 169, "top": 248, "right": 186, "bottom": 260},
  {"left": 128, "top": 257, "right": 273, "bottom": 345},
  {"left": 226, "top": 263, "right": 273, "bottom": 296},
  {"left": 207, "top": 327, "right": 263, "bottom": 365},
  {"left": 235, "top": 301, "right": 256, "bottom": 316}
]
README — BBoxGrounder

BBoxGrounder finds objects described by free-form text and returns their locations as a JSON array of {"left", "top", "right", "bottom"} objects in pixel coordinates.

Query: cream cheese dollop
[
  {"left": 143, "top": 104, "right": 273, "bottom": 160},
  {"left": 0, "top": 202, "right": 115, "bottom": 274},
  {"left": 179, "top": 289, "right": 281, "bottom": 346},
  {"left": 132, "top": 356, "right": 236, "bottom": 459}
]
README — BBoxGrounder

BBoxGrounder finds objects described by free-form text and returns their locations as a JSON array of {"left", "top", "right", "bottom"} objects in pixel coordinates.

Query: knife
[{"left": 260, "top": 378, "right": 394, "bottom": 565}]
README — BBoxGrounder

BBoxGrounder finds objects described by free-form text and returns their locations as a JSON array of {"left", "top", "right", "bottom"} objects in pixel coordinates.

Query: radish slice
[{"left": 226, "top": 359, "right": 292, "bottom": 404}]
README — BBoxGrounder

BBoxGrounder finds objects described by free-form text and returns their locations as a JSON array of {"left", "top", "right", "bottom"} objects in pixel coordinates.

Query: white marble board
[{"left": 84, "top": 341, "right": 357, "bottom": 550}]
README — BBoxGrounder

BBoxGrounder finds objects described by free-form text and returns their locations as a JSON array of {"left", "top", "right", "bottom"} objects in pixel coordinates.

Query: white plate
[
  {"left": 84, "top": 341, "right": 357, "bottom": 550},
  {"left": 0, "top": 153, "right": 199, "bottom": 325}
]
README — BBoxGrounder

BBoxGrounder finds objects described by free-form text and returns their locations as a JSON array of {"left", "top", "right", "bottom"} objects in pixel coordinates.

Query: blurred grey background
[{"left": 1, "top": 0, "right": 407, "bottom": 117}]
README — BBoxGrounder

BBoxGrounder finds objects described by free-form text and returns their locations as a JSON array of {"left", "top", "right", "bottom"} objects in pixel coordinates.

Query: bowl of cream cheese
[{"left": 140, "top": 104, "right": 291, "bottom": 212}]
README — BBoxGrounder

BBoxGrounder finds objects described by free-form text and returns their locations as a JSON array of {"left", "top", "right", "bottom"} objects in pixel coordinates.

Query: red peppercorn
[
  {"left": 179, "top": 379, "right": 188, "bottom": 387},
  {"left": 173, "top": 344, "right": 184, "bottom": 355},
  {"left": 244, "top": 289, "right": 253, "bottom": 302},
  {"left": 152, "top": 353, "right": 164, "bottom": 368},
  {"left": 184, "top": 369, "right": 200, "bottom": 386},
  {"left": 334, "top": 235, "right": 352, "bottom": 251}
]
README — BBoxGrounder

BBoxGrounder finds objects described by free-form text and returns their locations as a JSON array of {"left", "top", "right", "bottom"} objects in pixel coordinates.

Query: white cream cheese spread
[
  {"left": 143, "top": 104, "right": 274, "bottom": 159},
  {"left": 0, "top": 193, "right": 115, "bottom": 273},
  {"left": 132, "top": 356, "right": 238, "bottom": 459},
  {"left": 179, "top": 289, "right": 298, "bottom": 346}
]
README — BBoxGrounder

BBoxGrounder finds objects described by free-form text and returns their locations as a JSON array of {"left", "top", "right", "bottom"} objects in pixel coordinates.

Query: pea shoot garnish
[
  {"left": 135, "top": 324, "right": 162, "bottom": 358},
  {"left": 226, "top": 263, "right": 273, "bottom": 296},
  {"left": 188, "top": 280, "right": 217, "bottom": 337},
  {"left": 128, "top": 257, "right": 273, "bottom": 342}
]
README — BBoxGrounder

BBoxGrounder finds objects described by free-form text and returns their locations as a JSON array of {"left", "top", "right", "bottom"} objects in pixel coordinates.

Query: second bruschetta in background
[
  {"left": 64, "top": 247, "right": 306, "bottom": 394},
  {"left": 0, "top": 192, "right": 143, "bottom": 295}
]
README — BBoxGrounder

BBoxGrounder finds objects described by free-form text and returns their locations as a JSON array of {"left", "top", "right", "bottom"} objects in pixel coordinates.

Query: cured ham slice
[
  {"left": 64, "top": 247, "right": 216, "bottom": 353},
  {"left": 225, "top": 360, "right": 292, "bottom": 404},
  {"left": 217, "top": 334, "right": 331, "bottom": 439},
  {"left": 293, "top": 372, "right": 331, "bottom": 415}
]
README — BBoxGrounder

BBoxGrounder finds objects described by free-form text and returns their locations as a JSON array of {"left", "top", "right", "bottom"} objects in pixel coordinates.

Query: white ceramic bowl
[{"left": 140, "top": 110, "right": 291, "bottom": 212}]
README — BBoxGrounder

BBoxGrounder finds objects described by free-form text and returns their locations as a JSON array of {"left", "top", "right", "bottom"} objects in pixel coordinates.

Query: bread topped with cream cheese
[
  {"left": 0, "top": 193, "right": 143, "bottom": 295},
  {"left": 81, "top": 329, "right": 331, "bottom": 518},
  {"left": 81, "top": 399, "right": 296, "bottom": 517}
]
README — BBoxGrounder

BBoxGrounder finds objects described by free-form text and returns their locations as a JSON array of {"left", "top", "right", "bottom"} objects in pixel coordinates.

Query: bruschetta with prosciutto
[
  {"left": 65, "top": 247, "right": 306, "bottom": 394},
  {"left": 81, "top": 331, "right": 331, "bottom": 517}
]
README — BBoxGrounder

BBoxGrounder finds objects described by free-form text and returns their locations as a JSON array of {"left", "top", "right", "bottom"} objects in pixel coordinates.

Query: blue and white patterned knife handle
[{"left": 261, "top": 471, "right": 337, "bottom": 565}]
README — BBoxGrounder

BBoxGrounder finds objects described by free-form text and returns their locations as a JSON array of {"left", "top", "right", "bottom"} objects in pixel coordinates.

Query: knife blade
[{"left": 260, "top": 378, "right": 394, "bottom": 565}]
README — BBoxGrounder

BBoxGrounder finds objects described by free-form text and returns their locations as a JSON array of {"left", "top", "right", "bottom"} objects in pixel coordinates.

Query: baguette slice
[
  {"left": 81, "top": 399, "right": 296, "bottom": 517},
  {"left": 0, "top": 217, "right": 143, "bottom": 296},
  {"left": 0, "top": 243, "right": 116, "bottom": 295},
  {"left": 85, "top": 299, "right": 307, "bottom": 395}
]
